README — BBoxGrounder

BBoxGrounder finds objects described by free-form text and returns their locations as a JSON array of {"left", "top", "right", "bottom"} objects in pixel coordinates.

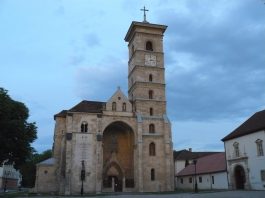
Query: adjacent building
[
  {"left": 176, "top": 153, "right": 228, "bottom": 190},
  {"left": 0, "top": 162, "right": 21, "bottom": 191},
  {"left": 174, "top": 149, "right": 219, "bottom": 175},
  {"left": 222, "top": 109, "right": 265, "bottom": 190}
]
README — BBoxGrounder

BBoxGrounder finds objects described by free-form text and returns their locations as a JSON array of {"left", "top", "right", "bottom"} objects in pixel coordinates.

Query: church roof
[
  {"left": 54, "top": 100, "right": 106, "bottom": 119},
  {"left": 177, "top": 153, "right": 226, "bottom": 176},
  {"left": 173, "top": 149, "right": 219, "bottom": 160},
  {"left": 69, "top": 100, "right": 105, "bottom": 113},
  {"left": 222, "top": 109, "right": 265, "bottom": 141}
]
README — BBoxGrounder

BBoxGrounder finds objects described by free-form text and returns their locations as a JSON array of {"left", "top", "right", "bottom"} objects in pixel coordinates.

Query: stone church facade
[{"left": 35, "top": 20, "right": 174, "bottom": 195}]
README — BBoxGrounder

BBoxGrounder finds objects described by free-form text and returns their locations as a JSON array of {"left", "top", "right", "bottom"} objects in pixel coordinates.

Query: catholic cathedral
[{"left": 34, "top": 15, "right": 174, "bottom": 194}]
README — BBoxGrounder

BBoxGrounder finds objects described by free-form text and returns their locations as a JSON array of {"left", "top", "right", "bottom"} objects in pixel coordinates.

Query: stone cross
[{"left": 140, "top": 6, "right": 149, "bottom": 23}]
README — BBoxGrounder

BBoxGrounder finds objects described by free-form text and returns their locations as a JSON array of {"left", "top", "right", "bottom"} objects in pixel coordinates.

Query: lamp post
[
  {"left": 3, "top": 171, "right": 7, "bottom": 193},
  {"left": 80, "top": 160, "right": 85, "bottom": 196},
  {"left": 193, "top": 159, "right": 198, "bottom": 193}
]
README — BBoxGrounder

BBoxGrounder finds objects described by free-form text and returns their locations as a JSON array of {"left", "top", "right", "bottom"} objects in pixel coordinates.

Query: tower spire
[{"left": 140, "top": 6, "right": 149, "bottom": 23}]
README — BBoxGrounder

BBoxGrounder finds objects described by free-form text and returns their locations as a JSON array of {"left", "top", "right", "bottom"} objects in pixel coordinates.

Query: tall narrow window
[
  {"left": 81, "top": 122, "right": 88, "bottom": 133},
  {"left": 122, "top": 103, "right": 126, "bottom": 112},
  {"left": 212, "top": 176, "right": 214, "bottom": 184},
  {"left": 185, "top": 160, "right": 189, "bottom": 167},
  {"left": 148, "top": 90, "right": 153, "bottom": 99},
  {"left": 149, "top": 74, "right": 153, "bottom": 82},
  {"left": 149, "top": 142, "right": 156, "bottom": 156},
  {"left": 150, "top": 108, "right": 153, "bottom": 116},
  {"left": 146, "top": 41, "right": 153, "bottom": 51},
  {"left": 233, "top": 142, "right": 240, "bottom": 157},
  {"left": 180, "top": 178, "right": 183, "bottom": 184},
  {"left": 149, "top": 124, "right": 155, "bottom": 133},
  {"left": 112, "top": 102, "right": 116, "bottom": 111},
  {"left": 151, "top": 169, "right": 155, "bottom": 181},
  {"left": 261, "top": 170, "right": 265, "bottom": 181},
  {"left": 256, "top": 139, "right": 264, "bottom": 156}
]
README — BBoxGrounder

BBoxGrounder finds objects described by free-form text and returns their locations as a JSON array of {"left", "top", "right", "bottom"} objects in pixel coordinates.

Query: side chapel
[{"left": 34, "top": 16, "right": 174, "bottom": 195}]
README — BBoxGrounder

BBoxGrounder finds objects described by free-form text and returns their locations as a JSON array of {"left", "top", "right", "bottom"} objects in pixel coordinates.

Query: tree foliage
[{"left": 0, "top": 88, "right": 37, "bottom": 168}]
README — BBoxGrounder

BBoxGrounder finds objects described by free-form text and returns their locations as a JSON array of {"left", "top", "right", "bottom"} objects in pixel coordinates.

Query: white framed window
[
  {"left": 255, "top": 139, "right": 264, "bottom": 156},
  {"left": 233, "top": 142, "right": 240, "bottom": 157}
]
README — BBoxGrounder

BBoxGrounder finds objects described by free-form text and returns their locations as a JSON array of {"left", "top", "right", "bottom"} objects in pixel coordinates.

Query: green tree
[{"left": 0, "top": 88, "right": 37, "bottom": 168}]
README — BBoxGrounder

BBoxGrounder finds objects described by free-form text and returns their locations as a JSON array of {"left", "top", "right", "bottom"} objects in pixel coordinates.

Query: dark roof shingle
[
  {"left": 222, "top": 109, "right": 265, "bottom": 141},
  {"left": 69, "top": 100, "right": 105, "bottom": 113},
  {"left": 54, "top": 100, "right": 105, "bottom": 119}
]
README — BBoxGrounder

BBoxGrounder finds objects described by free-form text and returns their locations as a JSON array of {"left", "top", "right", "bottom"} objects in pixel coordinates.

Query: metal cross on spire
[{"left": 140, "top": 6, "right": 149, "bottom": 23}]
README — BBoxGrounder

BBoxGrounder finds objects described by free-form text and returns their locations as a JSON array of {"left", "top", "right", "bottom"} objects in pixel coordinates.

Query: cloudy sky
[{"left": 0, "top": 0, "right": 264, "bottom": 153}]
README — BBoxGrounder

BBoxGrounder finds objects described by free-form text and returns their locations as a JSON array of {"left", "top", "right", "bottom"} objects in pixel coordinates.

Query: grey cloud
[
  {"left": 84, "top": 33, "right": 100, "bottom": 47},
  {"left": 69, "top": 54, "right": 86, "bottom": 66},
  {"left": 74, "top": 57, "right": 127, "bottom": 101},
  {"left": 161, "top": 0, "right": 265, "bottom": 121}
]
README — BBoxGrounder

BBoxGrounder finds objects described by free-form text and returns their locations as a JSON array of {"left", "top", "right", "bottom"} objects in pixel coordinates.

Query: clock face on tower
[{"left": 145, "top": 54, "right": 156, "bottom": 66}]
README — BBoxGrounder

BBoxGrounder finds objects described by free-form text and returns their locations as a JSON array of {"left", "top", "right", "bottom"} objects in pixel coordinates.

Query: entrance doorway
[
  {"left": 234, "top": 165, "right": 245, "bottom": 189},
  {"left": 103, "top": 163, "right": 123, "bottom": 192},
  {"left": 102, "top": 121, "right": 135, "bottom": 191}
]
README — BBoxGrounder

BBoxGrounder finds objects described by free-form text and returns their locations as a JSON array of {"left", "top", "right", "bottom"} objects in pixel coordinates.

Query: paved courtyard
[{"left": 15, "top": 190, "right": 265, "bottom": 198}]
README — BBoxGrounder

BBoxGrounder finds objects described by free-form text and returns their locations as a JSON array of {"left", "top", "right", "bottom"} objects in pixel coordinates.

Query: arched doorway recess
[
  {"left": 234, "top": 165, "right": 246, "bottom": 189},
  {"left": 102, "top": 121, "right": 135, "bottom": 191}
]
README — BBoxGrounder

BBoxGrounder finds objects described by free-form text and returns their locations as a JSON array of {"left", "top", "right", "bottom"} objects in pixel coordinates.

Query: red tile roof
[
  {"left": 177, "top": 153, "right": 226, "bottom": 176},
  {"left": 222, "top": 109, "right": 265, "bottom": 141},
  {"left": 174, "top": 149, "right": 219, "bottom": 160}
]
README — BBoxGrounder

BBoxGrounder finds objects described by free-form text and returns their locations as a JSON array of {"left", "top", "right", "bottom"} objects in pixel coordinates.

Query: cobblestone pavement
[{"left": 16, "top": 190, "right": 265, "bottom": 198}]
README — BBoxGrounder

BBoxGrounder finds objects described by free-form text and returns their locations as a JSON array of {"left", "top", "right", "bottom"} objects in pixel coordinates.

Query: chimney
[{"left": 188, "top": 148, "right": 192, "bottom": 152}]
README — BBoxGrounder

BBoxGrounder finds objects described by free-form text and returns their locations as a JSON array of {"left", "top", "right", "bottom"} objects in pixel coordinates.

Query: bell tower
[
  {"left": 125, "top": 16, "right": 174, "bottom": 192},
  {"left": 125, "top": 21, "right": 167, "bottom": 116}
]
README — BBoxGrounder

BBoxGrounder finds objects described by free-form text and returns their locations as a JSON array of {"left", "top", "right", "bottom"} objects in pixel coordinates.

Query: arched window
[
  {"left": 149, "top": 90, "right": 153, "bottom": 99},
  {"left": 122, "top": 103, "right": 126, "bottom": 112},
  {"left": 149, "top": 74, "right": 153, "bottom": 82},
  {"left": 150, "top": 108, "right": 153, "bottom": 116},
  {"left": 233, "top": 142, "right": 240, "bottom": 157},
  {"left": 149, "top": 142, "right": 156, "bottom": 156},
  {"left": 81, "top": 122, "right": 88, "bottom": 133},
  {"left": 146, "top": 41, "right": 153, "bottom": 51},
  {"left": 112, "top": 102, "right": 116, "bottom": 111},
  {"left": 151, "top": 168, "right": 155, "bottom": 181},
  {"left": 256, "top": 139, "right": 264, "bottom": 156},
  {"left": 149, "top": 124, "right": 155, "bottom": 133}
]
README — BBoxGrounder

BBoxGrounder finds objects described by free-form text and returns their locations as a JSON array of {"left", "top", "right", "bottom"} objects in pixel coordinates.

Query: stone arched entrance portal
[
  {"left": 234, "top": 165, "right": 245, "bottom": 189},
  {"left": 102, "top": 121, "right": 134, "bottom": 192}
]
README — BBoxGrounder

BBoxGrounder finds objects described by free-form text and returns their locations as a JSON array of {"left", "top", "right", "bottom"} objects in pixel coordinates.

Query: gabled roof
[
  {"left": 222, "top": 109, "right": 265, "bottom": 141},
  {"left": 107, "top": 87, "right": 129, "bottom": 103},
  {"left": 54, "top": 100, "right": 106, "bottom": 119},
  {"left": 177, "top": 153, "right": 226, "bottom": 176},
  {"left": 54, "top": 110, "right": 67, "bottom": 118},
  {"left": 173, "top": 150, "right": 219, "bottom": 160},
  {"left": 37, "top": 158, "right": 55, "bottom": 165}
]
